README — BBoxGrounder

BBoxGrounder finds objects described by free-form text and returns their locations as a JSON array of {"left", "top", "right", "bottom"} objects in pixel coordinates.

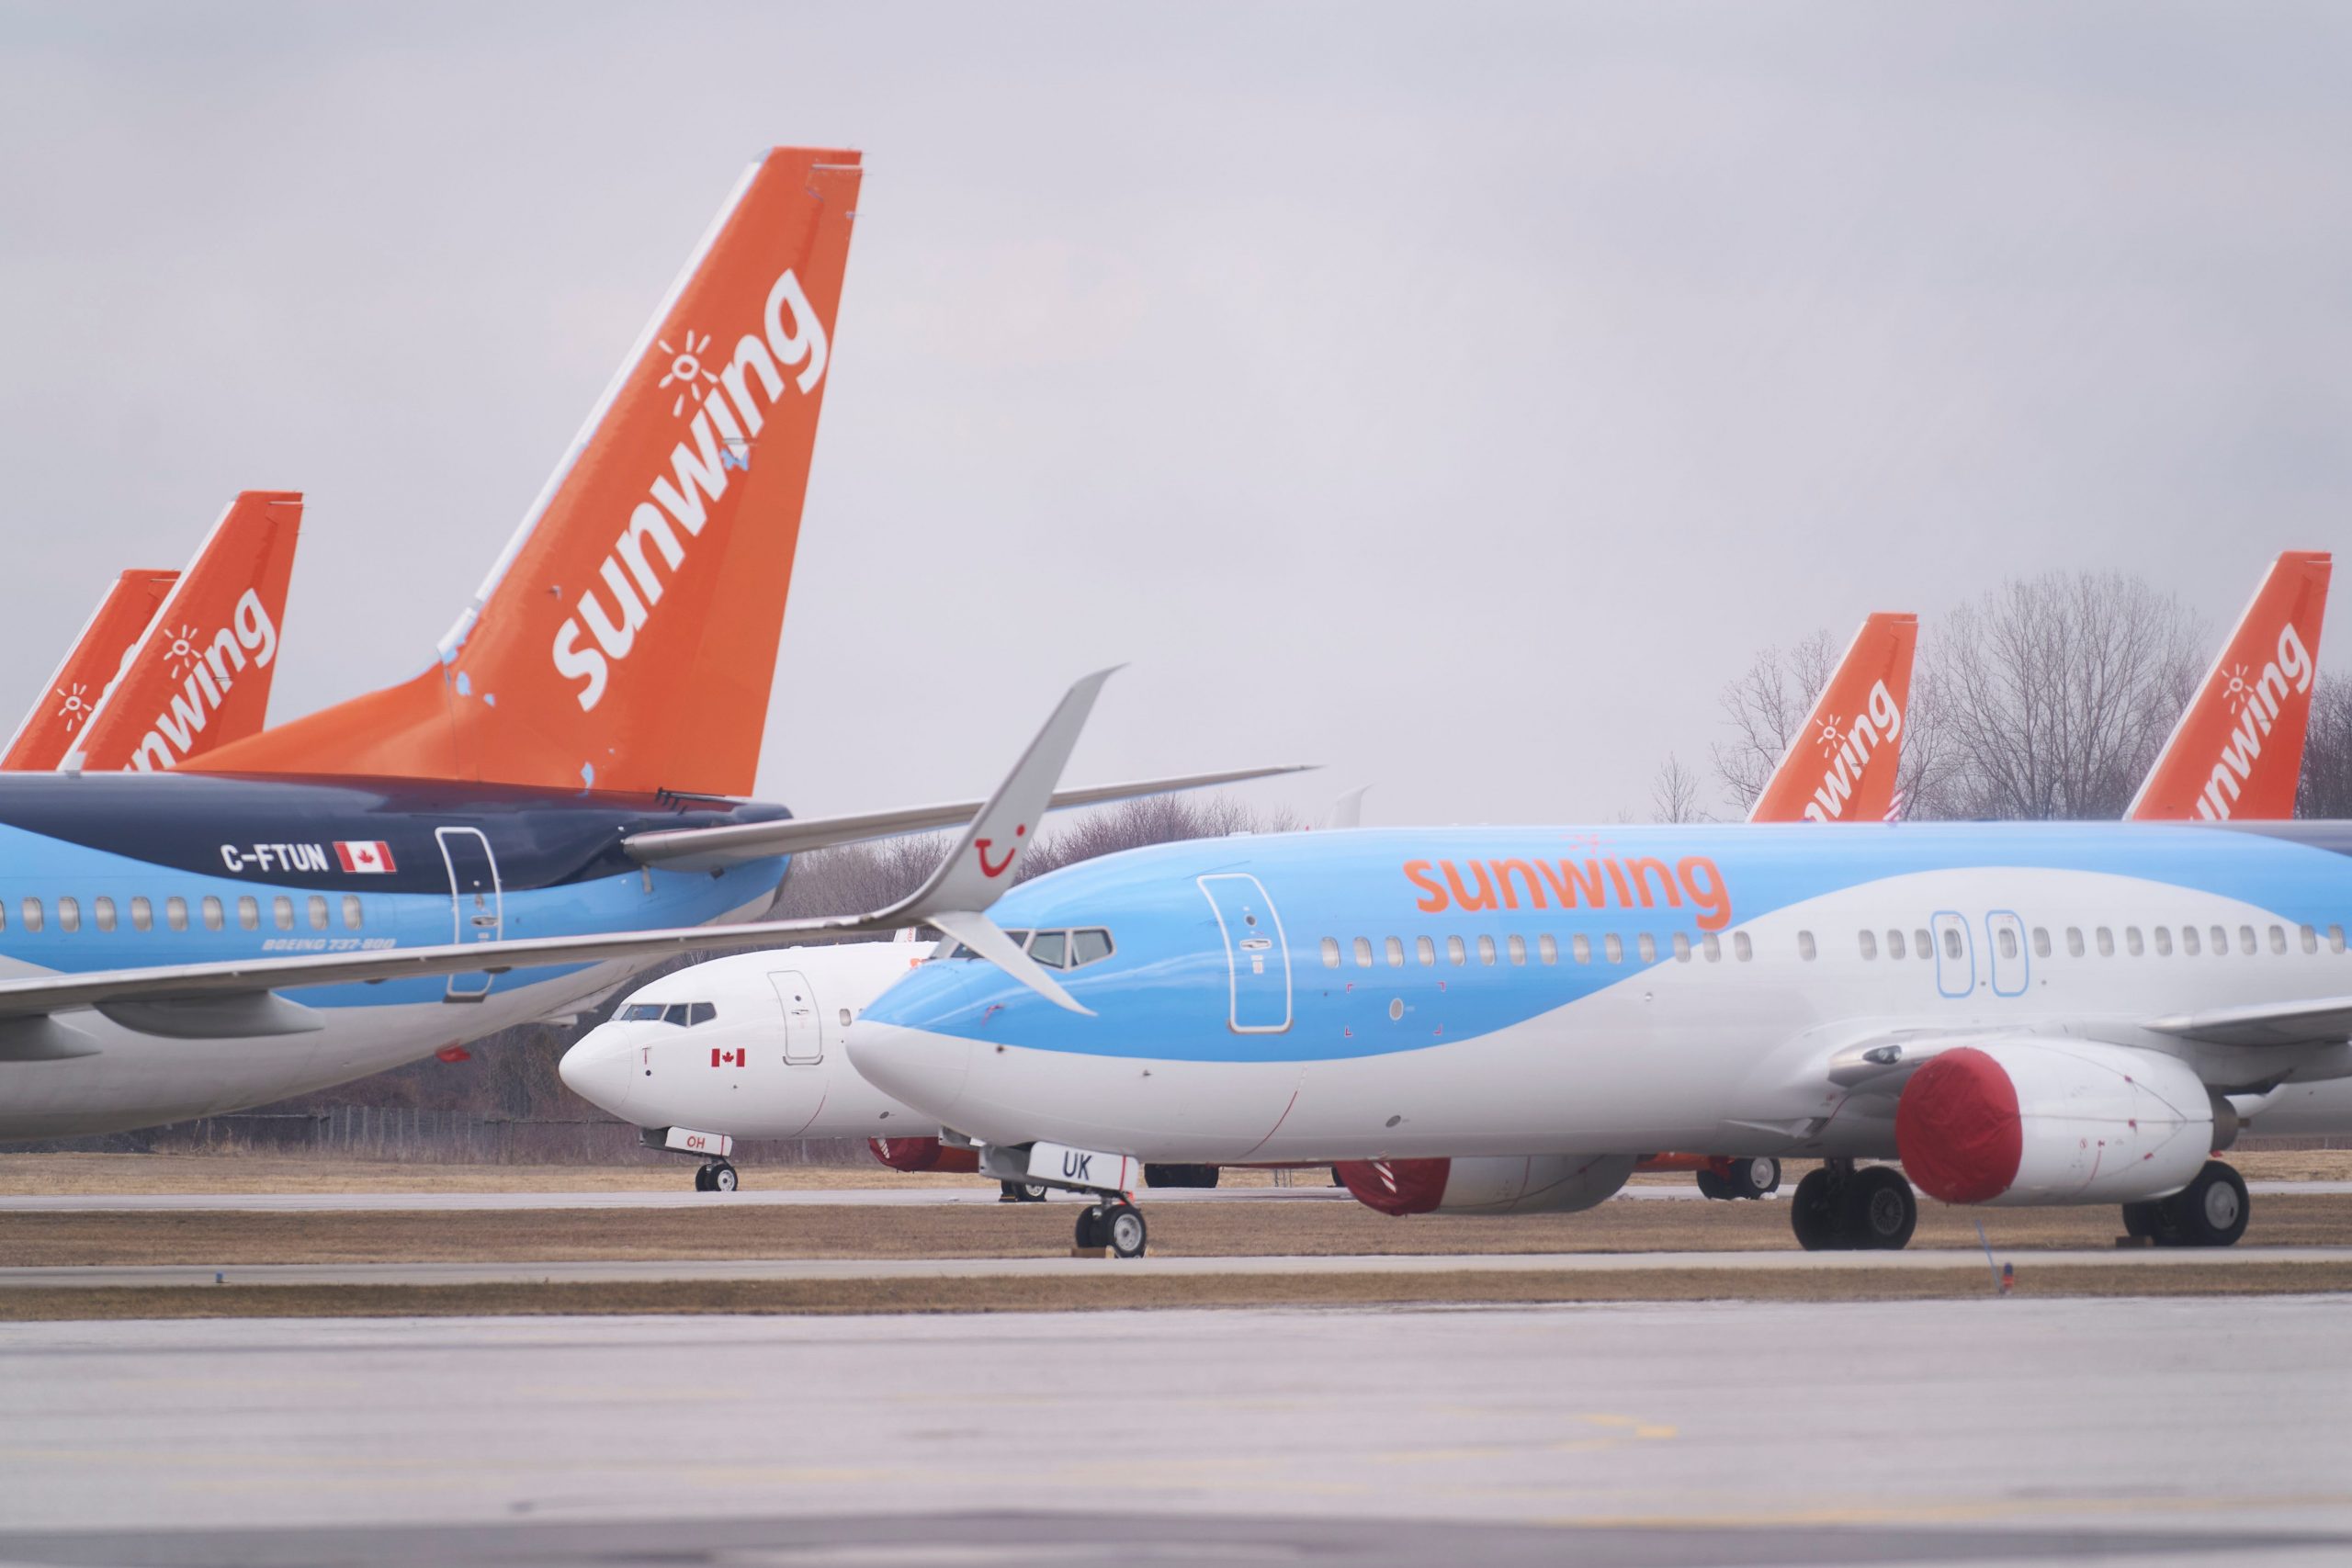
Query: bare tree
[
  {"left": 1923, "top": 572, "right": 2206, "bottom": 820},
  {"left": 2299, "top": 677, "right": 2352, "bottom": 819},
  {"left": 1711, "top": 628, "right": 1839, "bottom": 816},
  {"left": 1650, "top": 753, "right": 1708, "bottom": 823}
]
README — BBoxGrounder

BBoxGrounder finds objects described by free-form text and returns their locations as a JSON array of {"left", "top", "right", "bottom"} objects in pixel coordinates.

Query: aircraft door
[
  {"left": 435, "top": 827, "right": 503, "bottom": 1001},
  {"left": 1197, "top": 873, "right": 1292, "bottom": 1033},
  {"left": 768, "top": 971, "right": 821, "bottom": 1063},
  {"left": 1985, "top": 910, "right": 2030, "bottom": 997},
  {"left": 1930, "top": 910, "right": 1974, "bottom": 999}
]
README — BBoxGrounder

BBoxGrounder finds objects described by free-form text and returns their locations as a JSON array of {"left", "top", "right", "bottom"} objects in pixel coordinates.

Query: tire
[
  {"left": 1790, "top": 1168, "right": 1843, "bottom": 1251},
  {"left": 1730, "top": 1157, "right": 1781, "bottom": 1200},
  {"left": 2157, "top": 1161, "right": 2249, "bottom": 1248},
  {"left": 1104, "top": 1203, "right": 1148, "bottom": 1258},
  {"left": 998, "top": 1180, "right": 1024, "bottom": 1203},
  {"left": 694, "top": 1165, "right": 714, "bottom": 1192},
  {"left": 1073, "top": 1205, "right": 1109, "bottom": 1250},
  {"left": 1020, "top": 1183, "right": 1050, "bottom": 1203},
  {"left": 1145, "top": 1164, "right": 1219, "bottom": 1189},
  {"left": 1845, "top": 1166, "right": 1917, "bottom": 1251},
  {"left": 2121, "top": 1200, "right": 2159, "bottom": 1239},
  {"left": 710, "top": 1163, "right": 738, "bottom": 1193},
  {"left": 1694, "top": 1169, "right": 1731, "bottom": 1201}
]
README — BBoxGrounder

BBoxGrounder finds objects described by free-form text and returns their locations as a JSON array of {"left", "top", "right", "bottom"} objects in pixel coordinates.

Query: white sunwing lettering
[
  {"left": 551, "top": 265, "right": 831, "bottom": 711},
  {"left": 2197, "top": 621, "right": 2318, "bottom": 820},
  {"left": 125, "top": 592, "right": 282, "bottom": 773},
  {"left": 1801, "top": 679, "right": 1902, "bottom": 823}
]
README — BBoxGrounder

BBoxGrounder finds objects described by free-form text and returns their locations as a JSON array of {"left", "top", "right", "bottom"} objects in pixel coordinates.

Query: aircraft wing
[
  {"left": 2143, "top": 996, "right": 2352, "bottom": 1049},
  {"left": 621, "top": 764, "right": 1315, "bottom": 871}
]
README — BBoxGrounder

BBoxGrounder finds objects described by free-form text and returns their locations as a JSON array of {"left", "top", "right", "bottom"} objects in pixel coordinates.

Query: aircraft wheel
[
  {"left": 2156, "top": 1161, "right": 2249, "bottom": 1248},
  {"left": 1694, "top": 1168, "right": 1731, "bottom": 1201},
  {"left": 708, "top": 1162, "right": 738, "bottom": 1193},
  {"left": 1845, "top": 1165, "right": 1917, "bottom": 1250},
  {"left": 1103, "top": 1202, "right": 1148, "bottom": 1259},
  {"left": 1020, "top": 1182, "right": 1050, "bottom": 1203},
  {"left": 1729, "top": 1157, "right": 1781, "bottom": 1200},
  {"left": 693, "top": 1165, "right": 715, "bottom": 1192},
  {"left": 1790, "top": 1168, "right": 1844, "bottom": 1251},
  {"left": 2121, "top": 1200, "right": 2160, "bottom": 1239},
  {"left": 1074, "top": 1204, "right": 1109, "bottom": 1250}
]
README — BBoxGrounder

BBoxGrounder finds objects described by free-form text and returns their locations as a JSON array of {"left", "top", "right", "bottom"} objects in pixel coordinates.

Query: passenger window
[
  {"left": 130, "top": 896, "right": 152, "bottom": 932},
  {"left": 2210, "top": 925, "right": 2228, "bottom": 955},
  {"left": 1914, "top": 929, "right": 1931, "bottom": 961},
  {"left": 1942, "top": 928, "right": 1963, "bottom": 961},
  {"left": 2123, "top": 928, "right": 2142, "bottom": 957},
  {"left": 2333, "top": 925, "right": 2347, "bottom": 953},
  {"left": 94, "top": 897, "right": 116, "bottom": 933},
  {"left": 1671, "top": 932, "right": 1691, "bottom": 962},
  {"left": 1886, "top": 930, "right": 1905, "bottom": 960},
  {"left": 1477, "top": 935, "right": 1497, "bottom": 965},
  {"left": 203, "top": 896, "right": 224, "bottom": 931},
  {"left": 238, "top": 896, "right": 259, "bottom": 931},
  {"left": 308, "top": 896, "right": 330, "bottom": 931},
  {"left": 343, "top": 896, "right": 364, "bottom": 931},
  {"left": 1507, "top": 934, "right": 1526, "bottom": 966},
  {"left": 2031, "top": 928, "right": 2050, "bottom": 959},
  {"left": 1447, "top": 935, "right": 1466, "bottom": 966},
  {"left": 1538, "top": 934, "right": 1557, "bottom": 965},
  {"left": 1385, "top": 937, "right": 1406, "bottom": 968},
  {"left": 2000, "top": 927, "right": 2020, "bottom": 960},
  {"left": 1572, "top": 933, "right": 1592, "bottom": 964},
  {"left": 167, "top": 897, "right": 189, "bottom": 932},
  {"left": 1072, "top": 929, "right": 1114, "bottom": 965},
  {"left": 1798, "top": 931, "right": 1816, "bottom": 962},
  {"left": 2301, "top": 925, "right": 2319, "bottom": 955},
  {"left": 56, "top": 897, "right": 79, "bottom": 933},
  {"left": 2183, "top": 926, "right": 2202, "bottom": 956},
  {"left": 1416, "top": 936, "right": 1436, "bottom": 966},
  {"left": 1320, "top": 938, "right": 1341, "bottom": 969},
  {"left": 2269, "top": 925, "right": 2287, "bottom": 955},
  {"left": 2154, "top": 927, "right": 2173, "bottom": 957},
  {"left": 2239, "top": 925, "right": 2256, "bottom": 956},
  {"left": 2065, "top": 927, "right": 2085, "bottom": 957},
  {"left": 1603, "top": 933, "right": 1624, "bottom": 964},
  {"left": 838, "top": 1008, "right": 852, "bottom": 1026},
  {"left": 1734, "top": 931, "right": 1753, "bottom": 962},
  {"left": 692, "top": 1003, "right": 717, "bottom": 1026},
  {"left": 2096, "top": 927, "right": 2114, "bottom": 957},
  {"left": 1353, "top": 938, "right": 1374, "bottom": 969},
  {"left": 1030, "top": 931, "right": 1069, "bottom": 970},
  {"left": 20, "top": 897, "right": 41, "bottom": 933},
  {"left": 1858, "top": 931, "right": 1877, "bottom": 960},
  {"left": 1702, "top": 932, "right": 1721, "bottom": 963},
  {"left": 271, "top": 897, "right": 292, "bottom": 931}
]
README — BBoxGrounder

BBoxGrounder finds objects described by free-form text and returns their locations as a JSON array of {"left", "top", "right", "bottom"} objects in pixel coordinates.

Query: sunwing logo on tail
[
  {"left": 2196, "top": 623, "right": 2313, "bottom": 820},
  {"left": 1803, "top": 679, "right": 1904, "bottom": 823},
  {"left": 128, "top": 592, "right": 280, "bottom": 772},
  {"left": 550, "top": 269, "right": 831, "bottom": 712},
  {"left": 51, "top": 682, "right": 93, "bottom": 734}
]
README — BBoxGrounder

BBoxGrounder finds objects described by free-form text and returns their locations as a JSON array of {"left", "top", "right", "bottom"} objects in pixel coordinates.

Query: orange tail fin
[
  {"left": 1, "top": 569, "right": 178, "bottom": 769},
  {"left": 2127, "top": 551, "right": 2331, "bottom": 822},
  {"left": 69, "top": 491, "right": 303, "bottom": 772},
  {"left": 192, "top": 147, "right": 864, "bottom": 796},
  {"left": 1748, "top": 612, "right": 1917, "bottom": 824}
]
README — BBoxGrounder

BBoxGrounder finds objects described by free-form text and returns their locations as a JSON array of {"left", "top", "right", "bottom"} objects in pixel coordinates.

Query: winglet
[
  {"left": 1748, "top": 613, "right": 1917, "bottom": 824},
  {"left": 881, "top": 668, "right": 1120, "bottom": 1012},
  {"left": 2127, "top": 550, "right": 2331, "bottom": 822},
  {"left": 1321, "top": 785, "right": 1369, "bottom": 830}
]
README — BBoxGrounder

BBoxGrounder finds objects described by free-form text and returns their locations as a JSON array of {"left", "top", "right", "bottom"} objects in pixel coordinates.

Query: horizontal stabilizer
[{"left": 623, "top": 762, "right": 1316, "bottom": 871}]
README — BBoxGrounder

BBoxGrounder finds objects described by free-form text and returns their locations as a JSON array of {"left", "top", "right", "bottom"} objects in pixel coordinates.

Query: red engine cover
[
  {"left": 866, "top": 1136, "right": 978, "bottom": 1175},
  {"left": 1895, "top": 1046, "right": 2026, "bottom": 1203},
  {"left": 1335, "top": 1157, "right": 1452, "bottom": 1216}
]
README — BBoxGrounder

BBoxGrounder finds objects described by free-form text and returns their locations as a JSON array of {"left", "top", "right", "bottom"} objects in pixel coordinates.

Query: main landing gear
[
  {"left": 1790, "top": 1160, "right": 1916, "bottom": 1251},
  {"left": 999, "top": 1180, "right": 1051, "bottom": 1203},
  {"left": 693, "top": 1160, "right": 739, "bottom": 1193},
  {"left": 1074, "top": 1200, "right": 1148, "bottom": 1258},
  {"left": 1696, "top": 1156, "right": 1781, "bottom": 1201},
  {"left": 2122, "top": 1160, "right": 2249, "bottom": 1248}
]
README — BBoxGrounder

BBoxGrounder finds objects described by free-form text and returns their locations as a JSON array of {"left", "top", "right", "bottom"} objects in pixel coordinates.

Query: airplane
[
  {"left": 2, "top": 569, "right": 178, "bottom": 769},
  {"left": 844, "top": 649, "right": 2352, "bottom": 1259},
  {"left": 0, "top": 149, "right": 1295, "bottom": 1139}
]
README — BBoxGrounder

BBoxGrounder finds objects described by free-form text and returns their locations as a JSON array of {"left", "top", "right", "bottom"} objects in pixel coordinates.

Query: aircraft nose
[
  {"left": 848, "top": 1019, "right": 972, "bottom": 1122},
  {"left": 558, "top": 1028, "right": 637, "bottom": 1118}
]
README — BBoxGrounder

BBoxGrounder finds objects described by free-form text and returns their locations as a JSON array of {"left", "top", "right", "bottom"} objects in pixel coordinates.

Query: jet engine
[
  {"left": 866, "top": 1135, "right": 978, "bottom": 1175},
  {"left": 1336, "top": 1153, "right": 1637, "bottom": 1216},
  {"left": 1894, "top": 1039, "right": 2213, "bottom": 1206}
]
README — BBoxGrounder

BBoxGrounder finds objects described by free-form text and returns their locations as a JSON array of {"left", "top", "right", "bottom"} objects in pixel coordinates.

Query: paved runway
[
  {"left": 0, "top": 1299, "right": 2346, "bottom": 1566},
  {"left": 4, "top": 1180, "right": 2341, "bottom": 1213},
  {"left": 6, "top": 1244, "right": 2349, "bottom": 1291}
]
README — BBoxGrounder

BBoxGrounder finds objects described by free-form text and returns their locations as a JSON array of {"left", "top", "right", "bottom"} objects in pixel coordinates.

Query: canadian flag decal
[
  {"left": 711, "top": 1047, "right": 746, "bottom": 1068},
  {"left": 335, "top": 840, "right": 397, "bottom": 874}
]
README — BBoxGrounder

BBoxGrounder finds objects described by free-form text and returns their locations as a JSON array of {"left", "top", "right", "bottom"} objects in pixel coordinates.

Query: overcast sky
[{"left": 3, "top": 3, "right": 2346, "bottom": 827}]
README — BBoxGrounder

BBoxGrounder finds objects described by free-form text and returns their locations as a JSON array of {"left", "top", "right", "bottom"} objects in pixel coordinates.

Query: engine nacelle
[
  {"left": 866, "top": 1136, "right": 978, "bottom": 1175},
  {"left": 1894, "top": 1040, "right": 2212, "bottom": 1206},
  {"left": 1336, "top": 1153, "right": 1637, "bottom": 1216}
]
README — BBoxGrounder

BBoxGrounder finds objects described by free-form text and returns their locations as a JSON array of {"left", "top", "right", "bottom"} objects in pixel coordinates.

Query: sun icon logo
[
  {"left": 1815, "top": 714, "right": 1845, "bottom": 756},
  {"left": 164, "top": 623, "right": 203, "bottom": 679},
  {"left": 658, "top": 331, "right": 718, "bottom": 417},
  {"left": 2222, "top": 661, "right": 2253, "bottom": 714},
  {"left": 52, "top": 682, "right": 91, "bottom": 732}
]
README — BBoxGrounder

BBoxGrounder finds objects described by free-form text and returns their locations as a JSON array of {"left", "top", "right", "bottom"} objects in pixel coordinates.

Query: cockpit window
[
  {"left": 688, "top": 1002, "right": 716, "bottom": 1026},
  {"left": 1071, "top": 928, "right": 1113, "bottom": 965},
  {"left": 1030, "top": 931, "right": 1069, "bottom": 970},
  {"left": 620, "top": 1003, "right": 665, "bottom": 1022},
  {"left": 938, "top": 927, "right": 1115, "bottom": 969},
  {"left": 662, "top": 1004, "right": 694, "bottom": 1026}
]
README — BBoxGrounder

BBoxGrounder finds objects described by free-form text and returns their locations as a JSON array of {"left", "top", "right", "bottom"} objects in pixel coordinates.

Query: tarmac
[{"left": 0, "top": 1298, "right": 2346, "bottom": 1566}]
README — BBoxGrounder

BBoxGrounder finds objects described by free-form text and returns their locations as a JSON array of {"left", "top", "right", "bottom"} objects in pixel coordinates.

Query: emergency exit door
[
  {"left": 436, "top": 827, "right": 503, "bottom": 1001},
  {"left": 1197, "top": 874, "right": 1292, "bottom": 1033}
]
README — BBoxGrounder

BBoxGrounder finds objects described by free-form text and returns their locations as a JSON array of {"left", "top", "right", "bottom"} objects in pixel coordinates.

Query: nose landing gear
[
  {"left": 692, "top": 1160, "right": 739, "bottom": 1193},
  {"left": 1076, "top": 1201, "right": 1148, "bottom": 1258}
]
